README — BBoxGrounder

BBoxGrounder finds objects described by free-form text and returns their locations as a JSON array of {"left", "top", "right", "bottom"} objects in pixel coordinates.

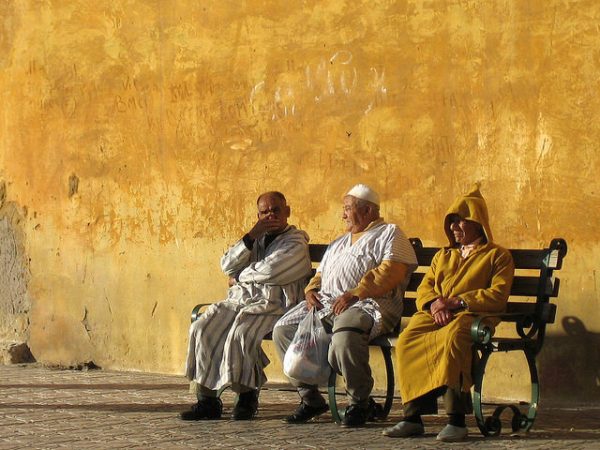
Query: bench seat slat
[
  {"left": 406, "top": 273, "right": 424, "bottom": 291},
  {"left": 308, "top": 244, "right": 328, "bottom": 262},
  {"left": 412, "top": 247, "right": 553, "bottom": 270},
  {"left": 510, "top": 276, "right": 560, "bottom": 297},
  {"left": 509, "top": 249, "right": 551, "bottom": 269},
  {"left": 407, "top": 274, "right": 559, "bottom": 297}
]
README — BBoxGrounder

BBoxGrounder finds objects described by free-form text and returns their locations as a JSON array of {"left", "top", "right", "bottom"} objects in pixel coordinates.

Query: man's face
[
  {"left": 257, "top": 194, "right": 290, "bottom": 234},
  {"left": 341, "top": 196, "right": 370, "bottom": 233},
  {"left": 449, "top": 215, "right": 483, "bottom": 245}
]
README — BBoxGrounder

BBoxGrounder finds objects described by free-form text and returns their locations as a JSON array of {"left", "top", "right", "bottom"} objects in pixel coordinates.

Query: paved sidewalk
[{"left": 0, "top": 364, "right": 599, "bottom": 449}]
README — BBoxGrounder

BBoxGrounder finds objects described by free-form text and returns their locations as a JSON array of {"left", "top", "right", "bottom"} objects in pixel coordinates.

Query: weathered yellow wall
[{"left": 1, "top": 0, "right": 599, "bottom": 402}]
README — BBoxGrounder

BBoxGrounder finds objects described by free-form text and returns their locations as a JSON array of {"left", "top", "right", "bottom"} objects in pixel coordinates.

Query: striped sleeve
[
  {"left": 220, "top": 240, "right": 252, "bottom": 277},
  {"left": 384, "top": 226, "right": 418, "bottom": 265},
  {"left": 237, "top": 232, "right": 311, "bottom": 286}
]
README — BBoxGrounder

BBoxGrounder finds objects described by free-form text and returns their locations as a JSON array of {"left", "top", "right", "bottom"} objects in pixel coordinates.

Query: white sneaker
[
  {"left": 382, "top": 421, "right": 425, "bottom": 437},
  {"left": 436, "top": 424, "right": 468, "bottom": 442}
]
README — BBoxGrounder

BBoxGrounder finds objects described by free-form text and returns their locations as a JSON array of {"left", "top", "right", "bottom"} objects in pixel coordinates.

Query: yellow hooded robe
[{"left": 397, "top": 186, "right": 515, "bottom": 404}]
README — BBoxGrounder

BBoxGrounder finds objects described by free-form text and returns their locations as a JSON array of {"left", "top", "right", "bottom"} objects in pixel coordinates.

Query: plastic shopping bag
[{"left": 283, "top": 309, "right": 332, "bottom": 386}]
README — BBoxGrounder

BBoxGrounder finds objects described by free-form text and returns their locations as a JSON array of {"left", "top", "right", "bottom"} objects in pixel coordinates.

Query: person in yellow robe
[{"left": 383, "top": 185, "right": 515, "bottom": 442}]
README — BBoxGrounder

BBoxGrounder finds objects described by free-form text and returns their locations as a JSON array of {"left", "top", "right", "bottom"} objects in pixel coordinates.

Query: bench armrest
[
  {"left": 470, "top": 312, "right": 539, "bottom": 344},
  {"left": 191, "top": 303, "right": 213, "bottom": 323}
]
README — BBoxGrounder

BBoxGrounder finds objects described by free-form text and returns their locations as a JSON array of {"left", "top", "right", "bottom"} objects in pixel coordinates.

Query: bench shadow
[
  {"left": 0, "top": 383, "right": 185, "bottom": 390},
  {"left": 538, "top": 316, "right": 600, "bottom": 403},
  {"left": 1, "top": 400, "right": 599, "bottom": 441},
  {"left": 0, "top": 402, "right": 191, "bottom": 412}
]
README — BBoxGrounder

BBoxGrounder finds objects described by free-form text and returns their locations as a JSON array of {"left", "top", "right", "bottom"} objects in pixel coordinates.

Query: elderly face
[
  {"left": 342, "top": 196, "right": 372, "bottom": 233},
  {"left": 449, "top": 215, "right": 483, "bottom": 245},
  {"left": 257, "top": 194, "right": 290, "bottom": 234}
]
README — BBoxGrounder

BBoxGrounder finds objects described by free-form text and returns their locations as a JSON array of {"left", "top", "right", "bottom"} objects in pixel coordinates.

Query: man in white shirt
[{"left": 274, "top": 184, "right": 417, "bottom": 427}]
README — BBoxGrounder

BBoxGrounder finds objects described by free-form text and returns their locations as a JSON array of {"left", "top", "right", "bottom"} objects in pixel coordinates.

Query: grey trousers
[{"left": 273, "top": 307, "right": 374, "bottom": 407}]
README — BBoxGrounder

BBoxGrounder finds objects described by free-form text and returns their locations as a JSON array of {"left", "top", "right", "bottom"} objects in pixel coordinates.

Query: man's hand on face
[
  {"left": 332, "top": 291, "right": 359, "bottom": 315},
  {"left": 305, "top": 290, "right": 323, "bottom": 310},
  {"left": 247, "top": 216, "right": 282, "bottom": 240}
]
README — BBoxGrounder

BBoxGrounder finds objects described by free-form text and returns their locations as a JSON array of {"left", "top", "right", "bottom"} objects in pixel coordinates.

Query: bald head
[{"left": 257, "top": 191, "right": 287, "bottom": 205}]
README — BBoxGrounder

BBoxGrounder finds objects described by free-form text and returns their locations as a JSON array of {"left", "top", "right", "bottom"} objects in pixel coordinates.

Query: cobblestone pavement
[{"left": 1, "top": 364, "right": 599, "bottom": 449}]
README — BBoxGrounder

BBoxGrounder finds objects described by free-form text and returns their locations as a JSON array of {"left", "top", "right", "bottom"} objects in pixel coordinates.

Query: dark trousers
[{"left": 403, "top": 386, "right": 473, "bottom": 417}]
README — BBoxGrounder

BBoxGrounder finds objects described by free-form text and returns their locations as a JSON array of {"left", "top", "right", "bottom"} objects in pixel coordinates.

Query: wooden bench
[{"left": 191, "top": 237, "right": 567, "bottom": 435}]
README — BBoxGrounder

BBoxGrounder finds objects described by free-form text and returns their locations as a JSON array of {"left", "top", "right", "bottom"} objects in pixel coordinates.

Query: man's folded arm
[
  {"left": 221, "top": 239, "right": 253, "bottom": 277},
  {"left": 237, "top": 237, "right": 310, "bottom": 285}
]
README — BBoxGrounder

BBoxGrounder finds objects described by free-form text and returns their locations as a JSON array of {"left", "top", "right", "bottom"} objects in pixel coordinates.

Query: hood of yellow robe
[{"left": 443, "top": 184, "right": 493, "bottom": 247}]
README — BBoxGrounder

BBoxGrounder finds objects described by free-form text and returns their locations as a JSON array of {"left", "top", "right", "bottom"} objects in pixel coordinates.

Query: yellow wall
[{"left": 1, "top": 0, "right": 599, "bottom": 402}]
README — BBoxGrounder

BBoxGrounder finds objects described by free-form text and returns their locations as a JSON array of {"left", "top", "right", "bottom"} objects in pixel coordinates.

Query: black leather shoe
[
  {"left": 232, "top": 390, "right": 259, "bottom": 420},
  {"left": 284, "top": 402, "right": 329, "bottom": 424},
  {"left": 366, "top": 396, "right": 384, "bottom": 421},
  {"left": 341, "top": 404, "right": 369, "bottom": 427},
  {"left": 180, "top": 397, "right": 223, "bottom": 420}
]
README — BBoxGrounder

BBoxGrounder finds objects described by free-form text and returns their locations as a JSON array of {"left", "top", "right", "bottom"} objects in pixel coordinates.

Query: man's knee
[
  {"left": 272, "top": 323, "right": 297, "bottom": 353},
  {"left": 446, "top": 314, "right": 474, "bottom": 341},
  {"left": 332, "top": 308, "right": 373, "bottom": 333},
  {"left": 272, "top": 324, "right": 285, "bottom": 345},
  {"left": 331, "top": 333, "right": 367, "bottom": 363},
  {"left": 189, "top": 315, "right": 209, "bottom": 340}
]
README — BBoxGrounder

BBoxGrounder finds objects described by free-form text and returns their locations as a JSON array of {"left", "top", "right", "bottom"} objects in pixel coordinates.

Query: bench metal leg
[
  {"left": 328, "top": 370, "right": 343, "bottom": 424},
  {"left": 217, "top": 386, "right": 229, "bottom": 398},
  {"left": 327, "top": 345, "right": 395, "bottom": 425},
  {"left": 473, "top": 347, "right": 540, "bottom": 436},
  {"left": 380, "top": 346, "right": 395, "bottom": 419},
  {"left": 473, "top": 348, "right": 498, "bottom": 436},
  {"left": 521, "top": 348, "right": 540, "bottom": 432}
]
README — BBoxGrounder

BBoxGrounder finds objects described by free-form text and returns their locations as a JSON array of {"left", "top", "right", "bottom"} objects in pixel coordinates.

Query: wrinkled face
[
  {"left": 257, "top": 194, "right": 290, "bottom": 234},
  {"left": 449, "top": 215, "right": 483, "bottom": 245},
  {"left": 342, "top": 196, "right": 371, "bottom": 233}
]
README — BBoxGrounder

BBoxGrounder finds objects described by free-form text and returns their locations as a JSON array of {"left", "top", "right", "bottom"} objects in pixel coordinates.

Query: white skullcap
[{"left": 345, "top": 184, "right": 380, "bottom": 206}]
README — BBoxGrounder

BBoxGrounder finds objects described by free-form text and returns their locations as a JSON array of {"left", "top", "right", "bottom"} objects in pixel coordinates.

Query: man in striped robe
[
  {"left": 182, "top": 192, "right": 312, "bottom": 421},
  {"left": 273, "top": 184, "right": 418, "bottom": 427}
]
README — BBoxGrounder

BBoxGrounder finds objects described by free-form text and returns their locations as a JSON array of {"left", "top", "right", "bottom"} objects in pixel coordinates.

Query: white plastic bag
[{"left": 283, "top": 309, "right": 332, "bottom": 386}]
